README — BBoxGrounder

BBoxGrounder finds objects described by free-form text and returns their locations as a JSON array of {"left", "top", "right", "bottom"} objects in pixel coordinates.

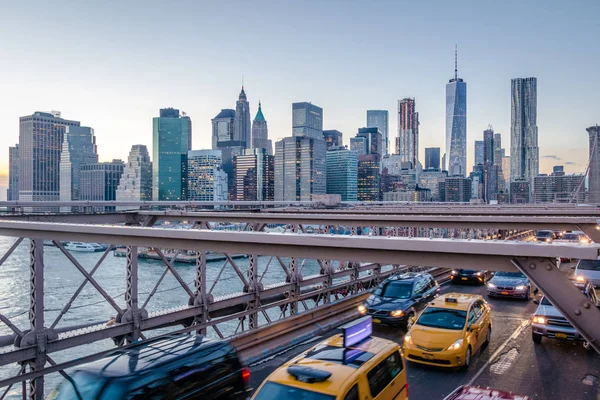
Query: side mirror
[{"left": 469, "top": 324, "right": 481, "bottom": 332}]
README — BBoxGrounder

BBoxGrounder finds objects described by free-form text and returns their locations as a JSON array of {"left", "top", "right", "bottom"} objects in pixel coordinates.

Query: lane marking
[
  {"left": 467, "top": 319, "right": 530, "bottom": 386},
  {"left": 490, "top": 348, "right": 519, "bottom": 375}
]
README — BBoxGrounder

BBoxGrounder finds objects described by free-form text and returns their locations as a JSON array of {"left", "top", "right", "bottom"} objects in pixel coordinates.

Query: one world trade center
[{"left": 445, "top": 47, "right": 467, "bottom": 176}]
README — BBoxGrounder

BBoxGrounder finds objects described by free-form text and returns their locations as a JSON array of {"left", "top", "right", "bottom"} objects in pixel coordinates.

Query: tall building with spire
[
  {"left": 445, "top": 47, "right": 467, "bottom": 176},
  {"left": 510, "top": 77, "right": 538, "bottom": 191},
  {"left": 234, "top": 86, "right": 251, "bottom": 149},
  {"left": 251, "top": 102, "right": 272, "bottom": 155}
]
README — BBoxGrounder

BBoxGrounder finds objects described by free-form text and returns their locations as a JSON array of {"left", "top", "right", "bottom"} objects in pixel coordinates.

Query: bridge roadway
[{"left": 248, "top": 272, "right": 600, "bottom": 400}]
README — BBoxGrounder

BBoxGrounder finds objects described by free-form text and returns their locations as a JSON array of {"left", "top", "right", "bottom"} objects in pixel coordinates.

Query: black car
[
  {"left": 450, "top": 269, "right": 491, "bottom": 285},
  {"left": 49, "top": 334, "right": 251, "bottom": 400},
  {"left": 534, "top": 230, "right": 555, "bottom": 243},
  {"left": 358, "top": 272, "right": 440, "bottom": 329}
]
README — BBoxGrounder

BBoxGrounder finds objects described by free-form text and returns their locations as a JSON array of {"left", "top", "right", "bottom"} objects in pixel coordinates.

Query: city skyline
[{"left": 0, "top": 1, "right": 598, "bottom": 194}]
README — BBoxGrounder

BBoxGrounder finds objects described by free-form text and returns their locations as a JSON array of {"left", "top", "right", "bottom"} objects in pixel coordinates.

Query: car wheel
[
  {"left": 484, "top": 326, "right": 491, "bottom": 347},
  {"left": 463, "top": 347, "right": 472, "bottom": 369},
  {"left": 532, "top": 332, "right": 542, "bottom": 343}
]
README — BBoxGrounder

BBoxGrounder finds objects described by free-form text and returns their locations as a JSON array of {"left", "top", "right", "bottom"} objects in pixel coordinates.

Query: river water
[{"left": 0, "top": 235, "right": 325, "bottom": 397}]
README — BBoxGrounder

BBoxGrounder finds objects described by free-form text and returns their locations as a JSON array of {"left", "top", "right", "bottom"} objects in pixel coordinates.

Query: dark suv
[
  {"left": 358, "top": 272, "right": 440, "bottom": 329},
  {"left": 50, "top": 334, "right": 251, "bottom": 400}
]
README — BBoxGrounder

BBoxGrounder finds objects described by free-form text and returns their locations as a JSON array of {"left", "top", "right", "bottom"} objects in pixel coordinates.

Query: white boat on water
[{"left": 64, "top": 242, "right": 104, "bottom": 252}]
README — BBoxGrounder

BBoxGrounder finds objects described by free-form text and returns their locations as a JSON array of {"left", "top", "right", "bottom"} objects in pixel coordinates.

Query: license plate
[
  {"left": 501, "top": 291, "right": 509, "bottom": 295},
  {"left": 373, "top": 318, "right": 381, "bottom": 324},
  {"left": 556, "top": 333, "right": 567, "bottom": 339},
  {"left": 422, "top": 353, "right": 434, "bottom": 360},
  {"left": 461, "top": 277, "right": 468, "bottom": 281}
]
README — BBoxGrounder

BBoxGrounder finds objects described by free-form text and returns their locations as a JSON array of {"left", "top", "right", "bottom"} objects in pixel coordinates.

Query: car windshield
[
  {"left": 254, "top": 382, "right": 335, "bottom": 400},
  {"left": 536, "top": 231, "right": 553, "bottom": 237},
  {"left": 540, "top": 296, "right": 553, "bottom": 306},
  {"left": 494, "top": 271, "right": 526, "bottom": 278},
  {"left": 375, "top": 281, "right": 413, "bottom": 299},
  {"left": 416, "top": 307, "right": 467, "bottom": 330},
  {"left": 577, "top": 259, "right": 600, "bottom": 271},
  {"left": 459, "top": 269, "right": 477, "bottom": 274},
  {"left": 562, "top": 233, "right": 580, "bottom": 240}
]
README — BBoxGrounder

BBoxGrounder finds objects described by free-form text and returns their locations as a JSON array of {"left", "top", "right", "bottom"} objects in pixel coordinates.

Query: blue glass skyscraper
[
  {"left": 152, "top": 108, "right": 191, "bottom": 200},
  {"left": 445, "top": 48, "right": 467, "bottom": 176}
]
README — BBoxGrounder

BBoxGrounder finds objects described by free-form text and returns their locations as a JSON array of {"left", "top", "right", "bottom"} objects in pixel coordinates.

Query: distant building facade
[
  {"left": 350, "top": 136, "right": 368, "bottom": 156},
  {"left": 534, "top": 174, "right": 585, "bottom": 203},
  {"left": 367, "top": 110, "right": 389, "bottom": 156},
  {"left": 358, "top": 154, "right": 380, "bottom": 201},
  {"left": 116, "top": 145, "right": 152, "bottom": 203},
  {"left": 292, "top": 102, "right": 323, "bottom": 139},
  {"left": 397, "top": 98, "right": 419, "bottom": 168},
  {"left": 445, "top": 176, "right": 472, "bottom": 202},
  {"left": 275, "top": 136, "right": 326, "bottom": 201},
  {"left": 80, "top": 160, "right": 124, "bottom": 201},
  {"left": 323, "top": 130, "right": 343, "bottom": 149},
  {"left": 60, "top": 126, "right": 98, "bottom": 202},
  {"left": 152, "top": 108, "right": 191, "bottom": 200},
  {"left": 234, "top": 148, "right": 274, "bottom": 201},
  {"left": 446, "top": 56, "right": 467, "bottom": 176},
  {"left": 419, "top": 169, "right": 446, "bottom": 202},
  {"left": 187, "top": 150, "right": 228, "bottom": 202},
  {"left": 19, "top": 111, "right": 80, "bottom": 202},
  {"left": 326, "top": 146, "right": 358, "bottom": 201},
  {"left": 587, "top": 125, "right": 600, "bottom": 203},
  {"left": 7, "top": 145, "right": 19, "bottom": 201},
  {"left": 474, "top": 141, "right": 484, "bottom": 165},
  {"left": 510, "top": 77, "right": 539, "bottom": 189},
  {"left": 510, "top": 179, "right": 531, "bottom": 204},
  {"left": 425, "top": 147, "right": 440, "bottom": 170},
  {"left": 234, "top": 87, "right": 251, "bottom": 149},
  {"left": 251, "top": 102, "right": 272, "bottom": 155}
]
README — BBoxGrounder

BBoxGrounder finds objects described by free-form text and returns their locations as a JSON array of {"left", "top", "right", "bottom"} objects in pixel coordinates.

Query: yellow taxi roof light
[{"left": 445, "top": 297, "right": 458, "bottom": 303}]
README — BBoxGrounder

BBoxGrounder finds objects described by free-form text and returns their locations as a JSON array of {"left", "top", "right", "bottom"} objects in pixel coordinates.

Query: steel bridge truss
[{"left": 0, "top": 213, "right": 598, "bottom": 398}]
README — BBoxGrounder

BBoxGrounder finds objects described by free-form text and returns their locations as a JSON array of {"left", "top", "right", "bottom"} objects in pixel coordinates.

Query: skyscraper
[
  {"left": 326, "top": 147, "right": 358, "bottom": 201},
  {"left": 251, "top": 102, "right": 272, "bottom": 155},
  {"left": 292, "top": 102, "right": 323, "bottom": 139},
  {"left": 366, "top": 110, "right": 389, "bottom": 156},
  {"left": 152, "top": 108, "right": 191, "bottom": 200},
  {"left": 323, "top": 130, "right": 343, "bottom": 149},
  {"left": 396, "top": 98, "right": 419, "bottom": 168},
  {"left": 510, "top": 77, "right": 539, "bottom": 188},
  {"left": 587, "top": 125, "right": 600, "bottom": 202},
  {"left": 446, "top": 49, "right": 467, "bottom": 176},
  {"left": 212, "top": 109, "right": 236, "bottom": 149},
  {"left": 187, "top": 150, "right": 228, "bottom": 202},
  {"left": 116, "top": 145, "right": 153, "bottom": 204},
  {"left": 350, "top": 136, "right": 368, "bottom": 156},
  {"left": 59, "top": 126, "right": 98, "bottom": 202},
  {"left": 80, "top": 160, "right": 125, "bottom": 201},
  {"left": 234, "top": 86, "right": 251, "bottom": 149},
  {"left": 474, "top": 141, "right": 484, "bottom": 165},
  {"left": 19, "top": 111, "right": 80, "bottom": 202},
  {"left": 445, "top": 176, "right": 472, "bottom": 202},
  {"left": 425, "top": 147, "right": 440, "bottom": 170},
  {"left": 357, "top": 127, "right": 383, "bottom": 156},
  {"left": 7, "top": 145, "right": 19, "bottom": 201},
  {"left": 358, "top": 154, "right": 380, "bottom": 201},
  {"left": 275, "top": 136, "right": 326, "bottom": 201},
  {"left": 234, "top": 148, "right": 274, "bottom": 201},
  {"left": 483, "top": 127, "right": 498, "bottom": 202}
]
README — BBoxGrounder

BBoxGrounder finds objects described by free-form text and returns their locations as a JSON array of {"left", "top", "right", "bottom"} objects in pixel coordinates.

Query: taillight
[
  {"left": 242, "top": 367, "right": 251, "bottom": 386},
  {"left": 405, "top": 383, "right": 409, "bottom": 397}
]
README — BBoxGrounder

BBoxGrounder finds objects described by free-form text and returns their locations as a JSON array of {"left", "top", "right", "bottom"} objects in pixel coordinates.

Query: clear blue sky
[{"left": 0, "top": 0, "right": 598, "bottom": 184}]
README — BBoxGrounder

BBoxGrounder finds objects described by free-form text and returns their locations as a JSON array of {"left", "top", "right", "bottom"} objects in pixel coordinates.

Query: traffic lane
[
  {"left": 372, "top": 282, "right": 537, "bottom": 400},
  {"left": 472, "top": 324, "right": 600, "bottom": 399}
]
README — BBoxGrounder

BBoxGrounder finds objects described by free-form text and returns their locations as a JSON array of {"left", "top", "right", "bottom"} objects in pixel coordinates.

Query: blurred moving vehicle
[
  {"left": 450, "top": 269, "right": 492, "bottom": 285},
  {"left": 358, "top": 272, "right": 440, "bottom": 329},
  {"left": 555, "top": 231, "right": 591, "bottom": 262},
  {"left": 403, "top": 293, "right": 491, "bottom": 369},
  {"left": 49, "top": 334, "right": 250, "bottom": 400},
  {"left": 486, "top": 271, "right": 531, "bottom": 300},
  {"left": 444, "top": 385, "right": 531, "bottom": 399},
  {"left": 252, "top": 316, "right": 408, "bottom": 400},
  {"left": 532, "top": 278, "right": 598, "bottom": 348},
  {"left": 571, "top": 258, "right": 600, "bottom": 288},
  {"left": 533, "top": 230, "right": 555, "bottom": 243}
]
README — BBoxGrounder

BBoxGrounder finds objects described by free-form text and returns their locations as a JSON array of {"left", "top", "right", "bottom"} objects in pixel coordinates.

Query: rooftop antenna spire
[
  {"left": 242, "top": 74, "right": 244, "bottom": 89},
  {"left": 454, "top": 44, "right": 458, "bottom": 80}
]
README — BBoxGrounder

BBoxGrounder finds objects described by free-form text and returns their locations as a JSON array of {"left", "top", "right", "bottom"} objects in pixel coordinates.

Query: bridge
[{"left": 0, "top": 201, "right": 598, "bottom": 399}]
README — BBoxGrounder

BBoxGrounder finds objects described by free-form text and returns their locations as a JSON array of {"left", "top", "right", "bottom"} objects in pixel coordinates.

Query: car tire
[
  {"left": 532, "top": 332, "right": 542, "bottom": 343},
  {"left": 484, "top": 326, "right": 491, "bottom": 347},
  {"left": 463, "top": 347, "right": 472, "bottom": 369}
]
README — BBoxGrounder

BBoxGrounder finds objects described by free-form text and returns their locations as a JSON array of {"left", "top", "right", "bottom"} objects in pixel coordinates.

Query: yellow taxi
[
  {"left": 403, "top": 293, "right": 491, "bottom": 369},
  {"left": 252, "top": 316, "right": 408, "bottom": 400}
]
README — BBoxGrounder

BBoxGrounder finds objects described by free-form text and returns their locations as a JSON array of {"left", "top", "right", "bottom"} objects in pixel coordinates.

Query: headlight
[
  {"left": 515, "top": 285, "right": 526, "bottom": 290},
  {"left": 475, "top": 271, "right": 482, "bottom": 276},
  {"left": 451, "top": 270, "right": 457, "bottom": 275},
  {"left": 404, "top": 333, "right": 412, "bottom": 344},
  {"left": 358, "top": 305, "right": 367, "bottom": 314},
  {"left": 533, "top": 238, "right": 538, "bottom": 241},
  {"left": 487, "top": 282, "right": 496, "bottom": 288},
  {"left": 576, "top": 275, "right": 585, "bottom": 282},
  {"left": 446, "top": 338, "right": 463, "bottom": 351},
  {"left": 390, "top": 309, "right": 404, "bottom": 317},
  {"left": 546, "top": 238, "right": 551, "bottom": 242},
  {"left": 580, "top": 238, "right": 590, "bottom": 244},
  {"left": 533, "top": 316, "right": 546, "bottom": 324}
]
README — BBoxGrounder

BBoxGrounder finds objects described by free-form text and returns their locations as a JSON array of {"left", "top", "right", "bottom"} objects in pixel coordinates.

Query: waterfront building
[
  {"left": 59, "top": 126, "right": 98, "bottom": 202},
  {"left": 7, "top": 145, "right": 19, "bottom": 201},
  {"left": 116, "top": 145, "right": 152, "bottom": 204},
  {"left": 80, "top": 160, "right": 125, "bottom": 202},
  {"left": 187, "top": 149, "right": 228, "bottom": 202},
  {"left": 234, "top": 148, "right": 274, "bottom": 201}
]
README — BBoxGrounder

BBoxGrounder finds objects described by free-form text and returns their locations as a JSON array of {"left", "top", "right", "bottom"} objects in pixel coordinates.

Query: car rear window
[
  {"left": 578, "top": 259, "right": 600, "bottom": 271},
  {"left": 536, "top": 231, "right": 553, "bottom": 237},
  {"left": 253, "top": 382, "right": 335, "bottom": 400},
  {"left": 562, "top": 233, "right": 580, "bottom": 240}
]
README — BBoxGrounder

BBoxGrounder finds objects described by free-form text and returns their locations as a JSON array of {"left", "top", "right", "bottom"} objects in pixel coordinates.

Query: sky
[{"left": 0, "top": 0, "right": 599, "bottom": 195}]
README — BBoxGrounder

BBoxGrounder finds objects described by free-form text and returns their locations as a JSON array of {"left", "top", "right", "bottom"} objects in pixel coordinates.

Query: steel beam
[
  {"left": 512, "top": 257, "right": 600, "bottom": 353},
  {"left": 28, "top": 239, "right": 44, "bottom": 400}
]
